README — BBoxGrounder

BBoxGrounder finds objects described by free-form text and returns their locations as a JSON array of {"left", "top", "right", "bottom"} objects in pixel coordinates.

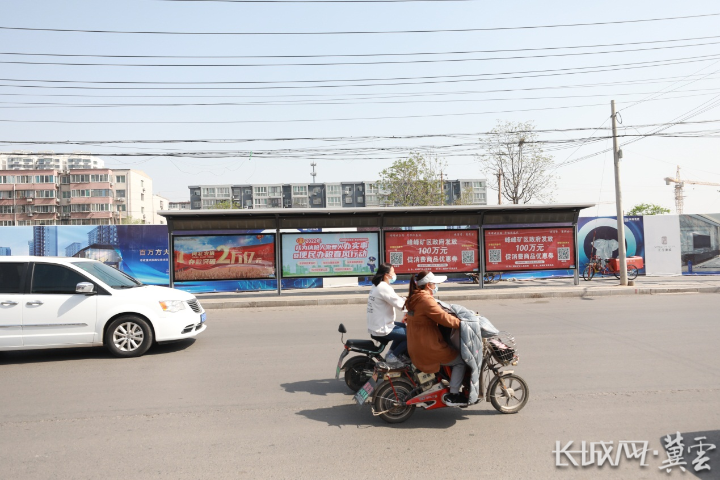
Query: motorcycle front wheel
[
  {"left": 488, "top": 374, "right": 529, "bottom": 414},
  {"left": 373, "top": 379, "right": 416, "bottom": 424},
  {"left": 343, "top": 356, "right": 376, "bottom": 392}
]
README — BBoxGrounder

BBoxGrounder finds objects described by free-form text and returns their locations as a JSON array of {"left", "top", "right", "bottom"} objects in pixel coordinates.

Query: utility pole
[
  {"left": 440, "top": 170, "right": 444, "bottom": 205},
  {"left": 496, "top": 168, "right": 503, "bottom": 205},
  {"left": 611, "top": 100, "right": 628, "bottom": 286},
  {"left": 310, "top": 162, "right": 317, "bottom": 183}
]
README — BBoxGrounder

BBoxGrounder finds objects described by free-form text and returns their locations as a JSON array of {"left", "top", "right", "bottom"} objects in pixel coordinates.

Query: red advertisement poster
[
  {"left": 384, "top": 230, "right": 479, "bottom": 274},
  {"left": 173, "top": 234, "right": 276, "bottom": 281},
  {"left": 484, "top": 228, "right": 575, "bottom": 271}
]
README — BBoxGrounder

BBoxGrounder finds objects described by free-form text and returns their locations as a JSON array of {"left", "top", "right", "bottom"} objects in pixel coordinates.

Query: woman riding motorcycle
[
  {"left": 366, "top": 262, "right": 409, "bottom": 364},
  {"left": 404, "top": 271, "right": 467, "bottom": 406}
]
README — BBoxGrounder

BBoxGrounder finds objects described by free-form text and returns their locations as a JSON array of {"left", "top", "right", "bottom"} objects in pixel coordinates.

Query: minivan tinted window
[
  {"left": 31, "top": 264, "right": 93, "bottom": 295},
  {"left": 0, "top": 263, "right": 25, "bottom": 294}
]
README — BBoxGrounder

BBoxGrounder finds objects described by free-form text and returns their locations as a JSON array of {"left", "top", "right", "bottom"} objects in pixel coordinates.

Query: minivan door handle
[
  {"left": 1, "top": 301, "right": 18, "bottom": 306},
  {"left": 26, "top": 300, "right": 44, "bottom": 306}
]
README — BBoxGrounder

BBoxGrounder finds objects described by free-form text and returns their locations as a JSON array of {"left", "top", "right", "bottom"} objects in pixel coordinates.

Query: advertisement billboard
[
  {"left": 281, "top": 232, "right": 379, "bottom": 277},
  {"left": 384, "top": 230, "right": 479, "bottom": 274},
  {"left": 173, "top": 234, "right": 276, "bottom": 282},
  {"left": 577, "top": 216, "right": 645, "bottom": 274},
  {"left": 484, "top": 227, "right": 576, "bottom": 271}
]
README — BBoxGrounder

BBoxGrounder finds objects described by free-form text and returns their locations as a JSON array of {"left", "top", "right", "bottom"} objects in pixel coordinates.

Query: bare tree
[{"left": 478, "top": 121, "right": 556, "bottom": 204}]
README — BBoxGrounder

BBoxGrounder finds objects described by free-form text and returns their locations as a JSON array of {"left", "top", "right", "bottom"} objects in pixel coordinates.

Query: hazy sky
[{"left": 2, "top": 0, "right": 719, "bottom": 215}]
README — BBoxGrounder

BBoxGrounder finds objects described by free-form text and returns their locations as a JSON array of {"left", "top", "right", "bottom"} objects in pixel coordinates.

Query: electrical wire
[
  {"left": 4, "top": 40, "right": 720, "bottom": 68},
  {"left": 1, "top": 12, "right": 718, "bottom": 35},
  {"left": 3, "top": 33, "right": 720, "bottom": 59}
]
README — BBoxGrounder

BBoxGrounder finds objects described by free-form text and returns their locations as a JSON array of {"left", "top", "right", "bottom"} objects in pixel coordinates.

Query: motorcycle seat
[{"left": 345, "top": 339, "right": 383, "bottom": 350}]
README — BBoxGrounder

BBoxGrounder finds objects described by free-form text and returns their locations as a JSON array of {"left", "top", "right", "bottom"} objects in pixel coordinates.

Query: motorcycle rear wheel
[
  {"left": 373, "top": 379, "right": 416, "bottom": 424},
  {"left": 488, "top": 374, "right": 529, "bottom": 414},
  {"left": 343, "top": 356, "right": 376, "bottom": 392}
]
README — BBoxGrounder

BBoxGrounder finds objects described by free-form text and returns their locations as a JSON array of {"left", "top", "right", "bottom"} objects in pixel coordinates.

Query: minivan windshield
[{"left": 71, "top": 261, "right": 143, "bottom": 289}]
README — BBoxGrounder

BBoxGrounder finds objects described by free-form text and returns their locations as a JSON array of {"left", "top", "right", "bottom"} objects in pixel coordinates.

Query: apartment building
[
  {"left": 168, "top": 201, "right": 191, "bottom": 210},
  {"left": 0, "top": 168, "right": 161, "bottom": 226},
  {"left": 188, "top": 179, "right": 487, "bottom": 209},
  {"left": 0, "top": 152, "right": 104, "bottom": 171}
]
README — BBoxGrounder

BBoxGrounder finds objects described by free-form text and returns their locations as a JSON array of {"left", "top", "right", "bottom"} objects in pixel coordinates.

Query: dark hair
[
  {"left": 371, "top": 263, "right": 393, "bottom": 286},
  {"left": 404, "top": 271, "right": 430, "bottom": 309}
]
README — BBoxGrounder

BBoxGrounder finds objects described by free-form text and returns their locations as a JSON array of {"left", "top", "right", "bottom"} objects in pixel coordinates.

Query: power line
[
  {"left": 4, "top": 40, "right": 720, "bottom": 68},
  {"left": 2, "top": 120, "right": 718, "bottom": 145},
  {"left": 161, "top": 0, "right": 479, "bottom": 3},
  {"left": 3, "top": 87, "right": 719, "bottom": 109},
  {"left": 1, "top": 12, "right": 719, "bottom": 35},
  {"left": 3, "top": 35, "right": 720, "bottom": 61},
  {"left": 1, "top": 54, "right": 718, "bottom": 92},
  {"left": 1, "top": 73, "right": 716, "bottom": 97}
]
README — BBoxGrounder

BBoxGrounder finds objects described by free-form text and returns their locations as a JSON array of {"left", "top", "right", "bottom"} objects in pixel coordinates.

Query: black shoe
[{"left": 444, "top": 393, "right": 468, "bottom": 407}]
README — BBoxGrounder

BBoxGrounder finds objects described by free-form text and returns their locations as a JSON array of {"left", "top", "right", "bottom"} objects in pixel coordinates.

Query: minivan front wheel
[{"left": 105, "top": 316, "right": 154, "bottom": 358}]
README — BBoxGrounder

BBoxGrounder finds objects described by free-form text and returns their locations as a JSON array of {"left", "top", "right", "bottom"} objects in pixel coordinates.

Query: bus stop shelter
[{"left": 159, "top": 203, "right": 593, "bottom": 294}]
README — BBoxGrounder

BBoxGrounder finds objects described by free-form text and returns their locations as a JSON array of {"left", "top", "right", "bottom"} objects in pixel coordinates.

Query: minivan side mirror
[
  {"left": 76, "top": 282, "right": 95, "bottom": 295},
  {"left": 338, "top": 323, "right": 347, "bottom": 334}
]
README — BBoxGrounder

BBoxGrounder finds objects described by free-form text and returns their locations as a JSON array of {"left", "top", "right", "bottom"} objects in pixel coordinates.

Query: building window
[
  {"left": 91, "top": 204, "right": 112, "bottom": 212},
  {"left": 292, "top": 197, "right": 309, "bottom": 208},
  {"left": 202, "top": 199, "right": 216, "bottom": 208},
  {"left": 62, "top": 191, "right": 71, "bottom": 199},
  {"left": 192, "top": 201, "right": 201, "bottom": 208},
  {"left": 72, "top": 190, "right": 91, "bottom": 197},
  {"left": 201, "top": 187, "right": 216, "bottom": 197},
  {"left": 33, "top": 175, "right": 55, "bottom": 184},
  {"left": 254, "top": 198, "right": 268, "bottom": 208},
  {"left": 292, "top": 185, "right": 308, "bottom": 196},
  {"left": 345, "top": 197, "right": 353, "bottom": 204},
  {"left": 115, "top": 190, "right": 126, "bottom": 198},
  {"left": 117, "top": 204, "right": 126, "bottom": 212},
  {"left": 141, "top": 180, "right": 144, "bottom": 188},
  {"left": 70, "top": 174, "right": 90, "bottom": 183},
  {"left": 254, "top": 186, "right": 267, "bottom": 197},
  {"left": 70, "top": 204, "right": 91, "bottom": 212},
  {"left": 34, "top": 190, "right": 56, "bottom": 198},
  {"left": 61, "top": 176, "right": 69, "bottom": 184},
  {"left": 115, "top": 175, "right": 126, "bottom": 183},
  {"left": 327, "top": 196, "right": 341, "bottom": 207},
  {"left": 141, "top": 193, "right": 145, "bottom": 201},
  {"left": 365, "top": 195, "right": 378, "bottom": 206},
  {"left": 366, "top": 184, "right": 378, "bottom": 194},
  {"left": 268, "top": 186, "right": 282, "bottom": 197},
  {"left": 216, "top": 187, "right": 230, "bottom": 197}
]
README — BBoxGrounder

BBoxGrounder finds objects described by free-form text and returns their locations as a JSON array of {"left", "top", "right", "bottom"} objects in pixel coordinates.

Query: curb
[{"left": 200, "top": 285, "right": 720, "bottom": 310}]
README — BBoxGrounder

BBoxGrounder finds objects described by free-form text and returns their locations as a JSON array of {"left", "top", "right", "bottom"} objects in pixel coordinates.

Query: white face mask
[{"left": 430, "top": 284, "right": 439, "bottom": 295}]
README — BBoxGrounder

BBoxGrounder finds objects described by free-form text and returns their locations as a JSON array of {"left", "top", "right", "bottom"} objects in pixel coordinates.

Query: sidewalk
[{"left": 195, "top": 275, "right": 720, "bottom": 310}]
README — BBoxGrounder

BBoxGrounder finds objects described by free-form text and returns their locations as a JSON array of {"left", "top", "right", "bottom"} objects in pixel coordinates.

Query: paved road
[{"left": 1, "top": 293, "right": 719, "bottom": 479}]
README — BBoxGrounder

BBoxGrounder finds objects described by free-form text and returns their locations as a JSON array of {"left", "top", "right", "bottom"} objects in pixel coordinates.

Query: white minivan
[{"left": 0, "top": 257, "right": 206, "bottom": 358}]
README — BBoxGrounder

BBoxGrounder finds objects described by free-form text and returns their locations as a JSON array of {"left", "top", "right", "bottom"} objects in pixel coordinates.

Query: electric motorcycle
[
  {"left": 335, "top": 323, "right": 390, "bottom": 391},
  {"left": 354, "top": 333, "right": 529, "bottom": 424}
]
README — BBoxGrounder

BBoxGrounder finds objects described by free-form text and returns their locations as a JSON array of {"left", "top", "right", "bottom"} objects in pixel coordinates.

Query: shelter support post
[
  {"left": 168, "top": 231, "right": 174, "bottom": 288},
  {"left": 574, "top": 223, "right": 580, "bottom": 286},
  {"left": 275, "top": 227, "right": 282, "bottom": 296},
  {"left": 478, "top": 226, "right": 484, "bottom": 289}
]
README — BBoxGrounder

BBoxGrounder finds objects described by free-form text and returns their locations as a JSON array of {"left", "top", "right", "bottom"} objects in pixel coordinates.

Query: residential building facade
[
  {"left": 0, "top": 168, "right": 161, "bottom": 226},
  {"left": 0, "top": 246, "right": 11, "bottom": 256},
  {"left": 0, "top": 152, "right": 104, "bottom": 171},
  {"left": 188, "top": 179, "right": 487, "bottom": 209},
  {"left": 168, "top": 201, "right": 191, "bottom": 210}
]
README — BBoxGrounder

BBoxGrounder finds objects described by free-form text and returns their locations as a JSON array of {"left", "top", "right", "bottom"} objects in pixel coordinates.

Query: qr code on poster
[
  {"left": 557, "top": 247, "right": 570, "bottom": 261},
  {"left": 462, "top": 250, "right": 475, "bottom": 264},
  {"left": 390, "top": 252, "right": 403, "bottom": 265},
  {"left": 487, "top": 249, "right": 501, "bottom": 264}
]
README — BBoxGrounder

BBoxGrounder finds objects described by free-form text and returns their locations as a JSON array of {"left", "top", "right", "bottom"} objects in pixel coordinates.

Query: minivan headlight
[{"left": 159, "top": 300, "right": 186, "bottom": 313}]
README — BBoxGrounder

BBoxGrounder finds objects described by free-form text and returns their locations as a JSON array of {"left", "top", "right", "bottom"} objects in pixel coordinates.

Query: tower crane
[{"left": 664, "top": 165, "right": 720, "bottom": 214}]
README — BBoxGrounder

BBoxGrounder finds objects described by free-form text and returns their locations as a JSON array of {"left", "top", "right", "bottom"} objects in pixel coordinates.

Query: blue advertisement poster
[{"left": 577, "top": 216, "right": 646, "bottom": 274}]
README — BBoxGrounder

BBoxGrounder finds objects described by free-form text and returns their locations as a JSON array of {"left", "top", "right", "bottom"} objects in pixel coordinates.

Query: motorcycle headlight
[{"left": 159, "top": 300, "right": 186, "bottom": 313}]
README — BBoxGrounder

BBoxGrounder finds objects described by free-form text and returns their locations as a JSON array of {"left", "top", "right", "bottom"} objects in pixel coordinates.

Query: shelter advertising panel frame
[
  {"left": 383, "top": 228, "right": 480, "bottom": 274},
  {"left": 171, "top": 232, "right": 277, "bottom": 283},
  {"left": 483, "top": 226, "right": 577, "bottom": 274},
  {"left": 280, "top": 231, "right": 380, "bottom": 279}
]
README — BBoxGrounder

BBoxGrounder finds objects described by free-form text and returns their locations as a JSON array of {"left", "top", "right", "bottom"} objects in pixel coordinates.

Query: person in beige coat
[{"left": 405, "top": 271, "right": 467, "bottom": 406}]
